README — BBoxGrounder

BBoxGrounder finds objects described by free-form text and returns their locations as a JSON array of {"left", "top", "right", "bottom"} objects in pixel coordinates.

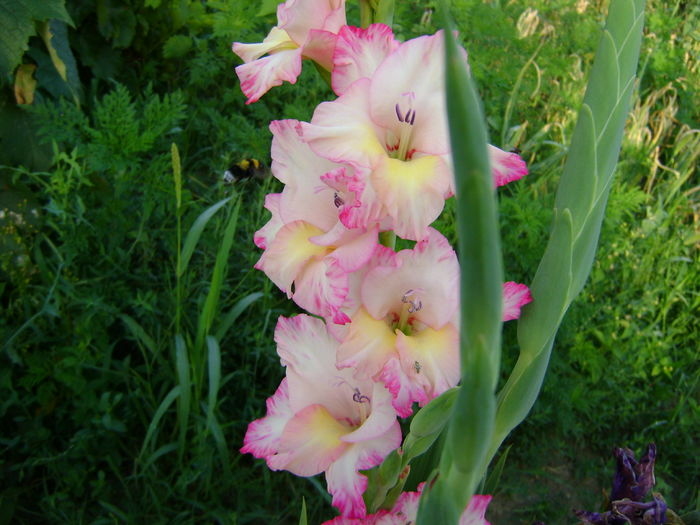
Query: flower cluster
[{"left": 234, "top": 1, "right": 532, "bottom": 520}]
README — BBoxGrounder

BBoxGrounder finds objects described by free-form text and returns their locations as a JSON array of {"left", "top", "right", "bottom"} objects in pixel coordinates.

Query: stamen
[
  {"left": 410, "top": 109, "right": 416, "bottom": 125},
  {"left": 401, "top": 290, "right": 423, "bottom": 313},
  {"left": 334, "top": 192, "right": 344, "bottom": 208},
  {"left": 352, "top": 388, "right": 370, "bottom": 404},
  {"left": 395, "top": 103, "right": 404, "bottom": 123}
]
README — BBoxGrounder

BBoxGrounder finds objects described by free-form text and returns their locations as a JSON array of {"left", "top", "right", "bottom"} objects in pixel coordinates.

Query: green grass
[{"left": 0, "top": 0, "right": 698, "bottom": 523}]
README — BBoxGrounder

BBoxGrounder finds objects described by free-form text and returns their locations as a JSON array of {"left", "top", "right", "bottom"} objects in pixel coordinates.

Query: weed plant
[{"left": 0, "top": 0, "right": 698, "bottom": 523}]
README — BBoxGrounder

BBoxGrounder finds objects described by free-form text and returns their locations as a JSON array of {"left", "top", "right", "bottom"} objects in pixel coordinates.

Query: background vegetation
[{"left": 1, "top": 0, "right": 697, "bottom": 523}]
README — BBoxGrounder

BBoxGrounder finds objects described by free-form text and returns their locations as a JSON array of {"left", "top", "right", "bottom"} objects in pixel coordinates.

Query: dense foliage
[{"left": 1, "top": 0, "right": 698, "bottom": 523}]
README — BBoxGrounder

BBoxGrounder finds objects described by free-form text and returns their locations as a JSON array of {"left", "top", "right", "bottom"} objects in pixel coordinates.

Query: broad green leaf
[
  {"left": 179, "top": 196, "right": 232, "bottom": 277},
  {"left": 418, "top": 8, "right": 501, "bottom": 522},
  {"left": 37, "top": 20, "right": 82, "bottom": 104},
  {"left": 408, "top": 387, "right": 457, "bottom": 438},
  {"left": 0, "top": 0, "right": 72, "bottom": 78},
  {"left": 492, "top": 0, "right": 645, "bottom": 467},
  {"left": 13, "top": 64, "right": 36, "bottom": 104}
]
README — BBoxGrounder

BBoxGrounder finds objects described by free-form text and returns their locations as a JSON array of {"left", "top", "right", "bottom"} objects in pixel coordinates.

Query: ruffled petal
[
  {"left": 337, "top": 308, "right": 397, "bottom": 378},
  {"left": 369, "top": 31, "right": 452, "bottom": 156},
  {"left": 361, "top": 228, "right": 459, "bottom": 328},
  {"left": 459, "top": 495, "right": 492, "bottom": 525},
  {"left": 376, "top": 357, "right": 418, "bottom": 417},
  {"left": 502, "top": 281, "right": 532, "bottom": 321},
  {"left": 370, "top": 155, "right": 451, "bottom": 241},
  {"left": 235, "top": 47, "right": 302, "bottom": 104},
  {"left": 488, "top": 145, "right": 528, "bottom": 187},
  {"left": 321, "top": 166, "right": 387, "bottom": 230},
  {"left": 326, "top": 422, "right": 402, "bottom": 518},
  {"left": 253, "top": 193, "right": 283, "bottom": 250},
  {"left": 268, "top": 403, "right": 351, "bottom": 476},
  {"left": 394, "top": 324, "right": 460, "bottom": 405},
  {"left": 342, "top": 381, "right": 398, "bottom": 443},
  {"left": 303, "top": 78, "right": 386, "bottom": 169},
  {"left": 240, "top": 378, "right": 295, "bottom": 459},
  {"left": 278, "top": 0, "right": 345, "bottom": 46},
  {"left": 292, "top": 257, "right": 348, "bottom": 319},
  {"left": 255, "top": 220, "right": 328, "bottom": 296},
  {"left": 318, "top": 224, "right": 379, "bottom": 272},
  {"left": 269, "top": 119, "right": 339, "bottom": 230},
  {"left": 302, "top": 29, "right": 341, "bottom": 70},
  {"left": 332, "top": 24, "right": 399, "bottom": 96},
  {"left": 233, "top": 27, "right": 296, "bottom": 63}
]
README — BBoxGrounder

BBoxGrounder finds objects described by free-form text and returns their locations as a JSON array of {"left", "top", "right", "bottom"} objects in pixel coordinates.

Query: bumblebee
[{"left": 223, "top": 158, "right": 268, "bottom": 184}]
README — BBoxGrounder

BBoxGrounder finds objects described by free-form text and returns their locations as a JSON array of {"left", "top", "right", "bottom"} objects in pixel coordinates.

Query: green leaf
[
  {"left": 163, "top": 35, "right": 192, "bottom": 59},
  {"left": 138, "top": 385, "right": 181, "bottom": 461},
  {"left": 175, "top": 334, "right": 191, "bottom": 459},
  {"left": 195, "top": 195, "right": 241, "bottom": 351},
  {"left": 37, "top": 20, "right": 82, "bottom": 104},
  {"left": 298, "top": 498, "right": 308, "bottom": 525},
  {"left": 418, "top": 6, "right": 502, "bottom": 521},
  {"left": 119, "top": 314, "right": 157, "bottom": 354},
  {"left": 257, "top": 0, "right": 279, "bottom": 17},
  {"left": 215, "top": 291, "right": 263, "bottom": 341},
  {"left": 179, "top": 196, "right": 232, "bottom": 277},
  {"left": 491, "top": 0, "right": 646, "bottom": 467},
  {"left": 0, "top": 0, "right": 72, "bottom": 78},
  {"left": 206, "top": 335, "right": 221, "bottom": 432}
]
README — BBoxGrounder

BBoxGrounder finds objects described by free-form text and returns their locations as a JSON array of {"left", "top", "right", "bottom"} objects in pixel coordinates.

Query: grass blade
[
  {"left": 214, "top": 292, "right": 263, "bottom": 342},
  {"left": 195, "top": 195, "right": 241, "bottom": 352},
  {"left": 206, "top": 335, "right": 221, "bottom": 432},
  {"left": 179, "top": 196, "right": 232, "bottom": 278},
  {"left": 175, "top": 334, "right": 191, "bottom": 461},
  {"left": 138, "top": 385, "right": 181, "bottom": 462}
]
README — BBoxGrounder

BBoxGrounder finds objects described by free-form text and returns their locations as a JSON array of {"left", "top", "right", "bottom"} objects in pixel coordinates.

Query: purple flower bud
[{"left": 611, "top": 443, "right": 656, "bottom": 502}]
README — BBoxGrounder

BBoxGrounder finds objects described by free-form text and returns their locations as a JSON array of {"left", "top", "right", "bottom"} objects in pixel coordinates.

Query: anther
[
  {"left": 352, "top": 388, "right": 370, "bottom": 404},
  {"left": 395, "top": 103, "right": 404, "bottom": 123},
  {"left": 334, "top": 192, "right": 344, "bottom": 208}
]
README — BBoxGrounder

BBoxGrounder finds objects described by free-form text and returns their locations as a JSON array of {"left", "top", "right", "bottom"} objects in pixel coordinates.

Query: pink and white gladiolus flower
[
  {"left": 254, "top": 119, "right": 378, "bottom": 323},
  {"left": 232, "top": 0, "right": 346, "bottom": 104},
  {"left": 336, "top": 229, "right": 532, "bottom": 417},
  {"left": 304, "top": 28, "right": 528, "bottom": 241},
  {"left": 241, "top": 315, "right": 402, "bottom": 518},
  {"left": 323, "top": 482, "right": 492, "bottom": 524}
]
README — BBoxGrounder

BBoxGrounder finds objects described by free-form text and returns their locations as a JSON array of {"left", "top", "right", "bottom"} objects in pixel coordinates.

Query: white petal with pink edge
[
  {"left": 369, "top": 31, "right": 451, "bottom": 156},
  {"left": 361, "top": 228, "right": 459, "bottom": 329},
  {"left": 255, "top": 220, "right": 327, "bottom": 296},
  {"left": 336, "top": 308, "right": 397, "bottom": 378},
  {"left": 332, "top": 24, "right": 399, "bottom": 96},
  {"left": 303, "top": 78, "right": 385, "bottom": 169},
  {"left": 240, "top": 378, "right": 295, "bottom": 459},
  {"left": 253, "top": 193, "right": 283, "bottom": 250},
  {"left": 394, "top": 324, "right": 460, "bottom": 405},
  {"left": 233, "top": 27, "right": 296, "bottom": 63},
  {"left": 292, "top": 257, "right": 348, "bottom": 319},
  {"left": 489, "top": 144, "right": 528, "bottom": 187},
  {"left": 278, "top": 0, "right": 346, "bottom": 46},
  {"left": 325, "top": 420, "right": 402, "bottom": 518},
  {"left": 459, "top": 494, "right": 493, "bottom": 525},
  {"left": 370, "top": 155, "right": 451, "bottom": 240},
  {"left": 502, "top": 281, "right": 532, "bottom": 321},
  {"left": 235, "top": 47, "right": 302, "bottom": 104},
  {"left": 268, "top": 403, "right": 351, "bottom": 476}
]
